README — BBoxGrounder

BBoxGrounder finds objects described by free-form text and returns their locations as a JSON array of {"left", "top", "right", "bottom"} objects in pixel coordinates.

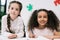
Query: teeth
[
  {"left": 40, "top": 22, "right": 46, "bottom": 23},
  {"left": 41, "top": 21, "right": 45, "bottom": 23}
]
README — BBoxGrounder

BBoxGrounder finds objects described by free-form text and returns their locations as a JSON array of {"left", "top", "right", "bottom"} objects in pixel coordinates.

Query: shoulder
[
  {"left": 1, "top": 15, "right": 8, "bottom": 23},
  {"left": 18, "top": 16, "right": 23, "bottom": 20},
  {"left": 15, "top": 16, "right": 24, "bottom": 24},
  {"left": 18, "top": 16, "right": 23, "bottom": 21},
  {"left": 2, "top": 15, "right": 8, "bottom": 19}
]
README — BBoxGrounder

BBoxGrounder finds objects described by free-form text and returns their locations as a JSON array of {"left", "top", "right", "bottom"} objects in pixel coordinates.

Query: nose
[
  {"left": 41, "top": 17, "right": 44, "bottom": 20},
  {"left": 12, "top": 9, "right": 15, "bottom": 13}
]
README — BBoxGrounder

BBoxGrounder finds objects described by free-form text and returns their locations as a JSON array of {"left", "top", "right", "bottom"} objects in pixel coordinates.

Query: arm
[
  {"left": 54, "top": 31, "right": 60, "bottom": 36},
  {"left": 15, "top": 18, "right": 24, "bottom": 38},
  {"left": 44, "top": 35, "right": 60, "bottom": 39},
  {"left": 1, "top": 16, "right": 12, "bottom": 37},
  {"left": 26, "top": 30, "right": 36, "bottom": 38},
  {"left": 44, "top": 31, "right": 60, "bottom": 39}
]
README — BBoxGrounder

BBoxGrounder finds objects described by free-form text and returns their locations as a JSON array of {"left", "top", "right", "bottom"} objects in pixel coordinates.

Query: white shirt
[
  {"left": 1, "top": 15, "right": 24, "bottom": 38},
  {"left": 26, "top": 27, "right": 54, "bottom": 38}
]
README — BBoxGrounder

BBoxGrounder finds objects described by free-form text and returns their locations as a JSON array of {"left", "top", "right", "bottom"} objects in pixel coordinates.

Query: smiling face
[
  {"left": 37, "top": 11, "right": 48, "bottom": 28},
  {"left": 8, "top": 3, "right": 20, "bottom": 20}
]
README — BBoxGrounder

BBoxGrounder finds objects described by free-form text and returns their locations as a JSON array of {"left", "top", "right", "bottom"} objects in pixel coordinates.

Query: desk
[
  {"left": 54, "top": 39, "right": 60, "bottom": 40},
  {"left": 0, "top": 35, "right": 60, "bottom": 40}
]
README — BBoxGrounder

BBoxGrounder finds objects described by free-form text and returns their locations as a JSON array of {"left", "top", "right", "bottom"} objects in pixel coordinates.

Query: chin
[
  {"left": 40, "top": 23, "right": 46, "bottom": 26},
  {"left": 41, "top": 25, "right": 44, "bottom": 26}
]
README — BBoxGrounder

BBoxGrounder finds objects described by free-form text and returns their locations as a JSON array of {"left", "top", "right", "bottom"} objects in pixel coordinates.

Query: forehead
[
  {"left": 38, "top": 11, "right": 48, "bottom": 16},
  {"left": 10, "top": 3, "right": 20, "bottom": 8}
]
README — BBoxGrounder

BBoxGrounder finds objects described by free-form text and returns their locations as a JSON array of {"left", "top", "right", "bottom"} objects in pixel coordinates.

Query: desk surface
[{"left": 0, "top": 35, "right": 60, "bottom": 40}]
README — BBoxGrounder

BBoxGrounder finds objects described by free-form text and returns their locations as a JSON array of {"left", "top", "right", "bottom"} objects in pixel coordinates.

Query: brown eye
[
  {"left": 38, "top": 16, "right": 42, "bottom": 18},
  {"left": 16, "top": 8, "right": 19, "bottom": 11},
  {"left": 43, "top": 16, "right": 47, "bottom": 18},
  {"left": 11, "top": 7, "right": 14, "bottom": 10}
]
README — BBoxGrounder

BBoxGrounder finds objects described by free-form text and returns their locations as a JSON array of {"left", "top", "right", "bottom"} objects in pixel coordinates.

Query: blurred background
[
  {"left": 0, "top": 0, "right": 60, "bottom": 32},
  {"left": 0, "top": 0, "right": 7, "bottom": 30}
]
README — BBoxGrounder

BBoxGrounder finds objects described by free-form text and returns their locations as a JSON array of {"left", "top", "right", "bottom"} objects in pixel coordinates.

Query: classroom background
[{"left": 0, "top": 0, "right": 60, "bottom": 32}]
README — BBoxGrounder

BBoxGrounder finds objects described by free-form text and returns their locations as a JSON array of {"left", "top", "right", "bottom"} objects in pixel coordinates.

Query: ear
[
  {"left": 18, "top": 12, "right": 21, "bottom": 16},
  {"left": 18, "top": 14, "right": 20, "bottom": 16}
]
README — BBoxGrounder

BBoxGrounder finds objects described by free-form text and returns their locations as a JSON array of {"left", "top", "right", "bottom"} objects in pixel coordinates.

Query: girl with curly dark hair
[{"left": 27, "top": 9, "right": 60, "bottom": 39}]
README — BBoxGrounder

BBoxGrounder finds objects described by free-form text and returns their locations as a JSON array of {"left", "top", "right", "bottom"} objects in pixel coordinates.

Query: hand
[
  {"left": 8, "top": 34, "right": 17, "bottom": 39},
  {"left": 29, "top": 32, "right": 36, "bottom": 38},
  {"left": 44, "top": 35, "right": 53, "bottom": 39},
  {"left": 54, "top": 31, "right": 60, "bottom": 36},
  {"left": 29, "top": 34, "right": 35, "bottom": 38}
]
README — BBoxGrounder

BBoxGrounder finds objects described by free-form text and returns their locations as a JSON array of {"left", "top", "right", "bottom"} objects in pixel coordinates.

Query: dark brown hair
[
  {"left": 28, "top": 9, "right": 59, "bottom": 31},
  {"left": 7, "top": 1, "right": 22, "bottom": 33}
]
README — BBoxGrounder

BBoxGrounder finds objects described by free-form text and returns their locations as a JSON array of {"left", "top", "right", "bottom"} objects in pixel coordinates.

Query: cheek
[
  {"left": 8, "top": 10, "right": 11, "bottom": 14},
  {"left": 16, "top": 11, "right": 19, "bottom": 13},
  {"left": 14, "top": 12, "right": 19, "bottom": 16},
  {"left": 45, "top": 18, "right": 48, "bottom": 22},
  {"left": 37, "top": 18, "right": 41, "bottom": 23},
  {"left": 37, "top": 18, "right": 48, "bottom": 24}
]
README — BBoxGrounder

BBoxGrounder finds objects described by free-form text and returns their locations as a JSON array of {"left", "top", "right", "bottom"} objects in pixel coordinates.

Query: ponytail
[{"left": 48, "top": 10, "right": 59, "bottom": 31}]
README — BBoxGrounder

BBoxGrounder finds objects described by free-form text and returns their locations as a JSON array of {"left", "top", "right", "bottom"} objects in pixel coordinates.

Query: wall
[{"left": 6, "top": 0, "right": 60, "bottom": 31}]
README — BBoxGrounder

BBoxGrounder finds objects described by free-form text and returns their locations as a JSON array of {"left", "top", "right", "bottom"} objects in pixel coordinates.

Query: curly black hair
[{"left": 28, "top": 9, "right": 59, "bottom": 31}]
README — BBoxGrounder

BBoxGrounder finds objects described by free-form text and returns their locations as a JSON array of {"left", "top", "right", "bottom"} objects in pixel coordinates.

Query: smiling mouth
[{"left": 40, "top": 21, "right": 46, "bottom": 24}]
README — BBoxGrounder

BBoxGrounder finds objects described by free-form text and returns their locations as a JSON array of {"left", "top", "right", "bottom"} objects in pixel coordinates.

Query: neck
[
  {"left": 11, "top": 17, "right": 16, "bottom": 21},
  {"left": 38, "top": 25, "right": 46, "bottom": 29},
  {"left": 11, "top": 16, "right": 18, "bottom": 21}
]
